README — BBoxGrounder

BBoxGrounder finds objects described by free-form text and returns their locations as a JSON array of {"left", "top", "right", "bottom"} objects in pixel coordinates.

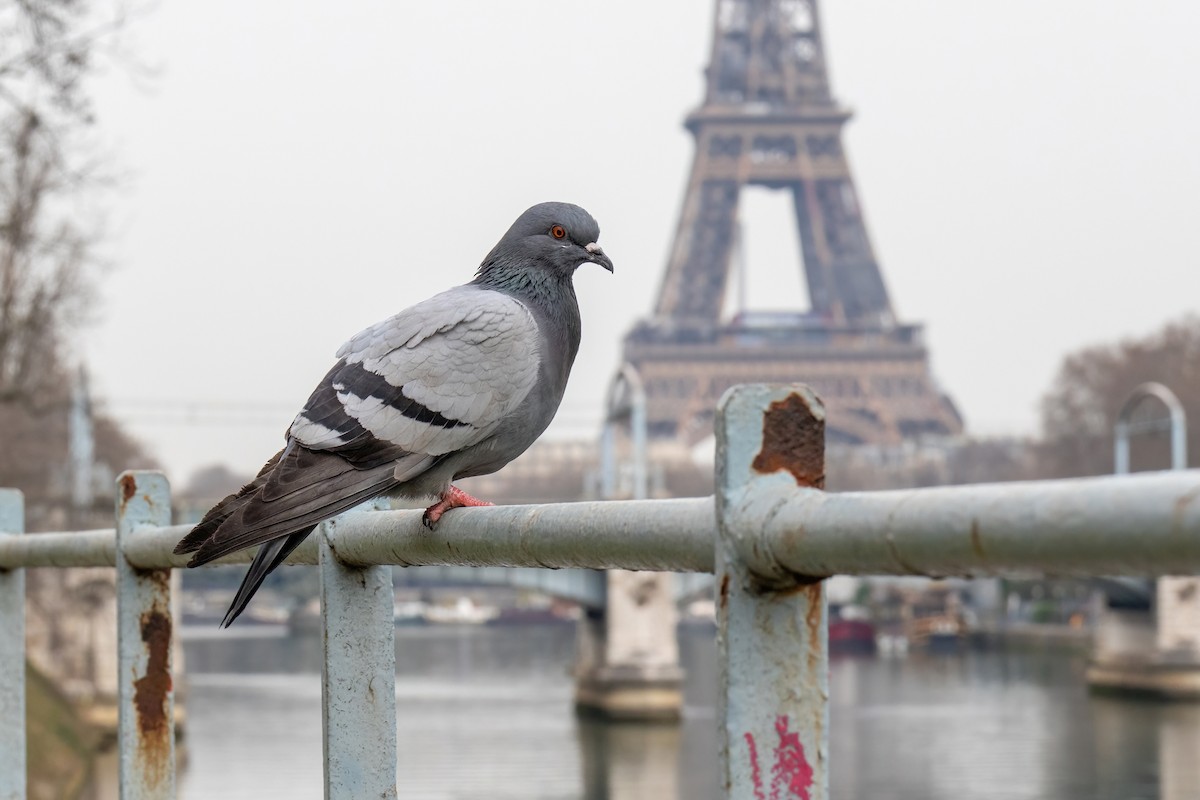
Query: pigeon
[{"left": 174, "top": 202, "right": 613, "bottom": 626}]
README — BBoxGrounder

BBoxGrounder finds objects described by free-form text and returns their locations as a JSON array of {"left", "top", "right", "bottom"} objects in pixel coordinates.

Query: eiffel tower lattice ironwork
[{"left": 624, "top": 0, "right": 962, "bottom": 446}]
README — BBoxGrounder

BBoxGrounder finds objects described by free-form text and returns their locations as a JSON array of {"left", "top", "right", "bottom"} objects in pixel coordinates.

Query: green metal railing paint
[{"left": 4, "top": 384, "right": 1200, "bottom": 799}]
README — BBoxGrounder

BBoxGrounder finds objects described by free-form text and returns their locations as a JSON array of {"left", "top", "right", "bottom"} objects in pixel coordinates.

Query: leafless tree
[
  {"left": 0, "top": 1, "right": 139, "bottom": 403},
  {"left": 1038, "top": 314, "right": 1200, "bottom": 477},
  {"left": 0, "top": 2, "right": 154, "bottom": 522}
]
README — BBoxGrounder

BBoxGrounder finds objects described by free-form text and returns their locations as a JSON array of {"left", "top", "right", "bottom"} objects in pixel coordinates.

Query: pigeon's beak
[{"left": 585, "top": 242, "right": 614, "bottom": 272}]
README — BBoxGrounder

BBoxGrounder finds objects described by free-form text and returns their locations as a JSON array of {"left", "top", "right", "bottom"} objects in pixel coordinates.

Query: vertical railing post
[
  {"left": 115, "top": 471, "right": 175, "bottom": 800},
  {"left": 318, "top": 517, "right": 398, "bottom": 800},
  {"left": 0, "top": 490, "right": 25, "bottom": 800},
  {"left": 715, "top": 385, "right": 828, "bottom": 800}
]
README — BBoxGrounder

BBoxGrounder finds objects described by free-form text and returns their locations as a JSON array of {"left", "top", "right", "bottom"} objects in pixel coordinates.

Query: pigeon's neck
[
  {"left": 472, "top": 265, "right": 582, "bottom": 377},
  {"left": 472, "top": 267, "right": 578, "bottom": 323}
]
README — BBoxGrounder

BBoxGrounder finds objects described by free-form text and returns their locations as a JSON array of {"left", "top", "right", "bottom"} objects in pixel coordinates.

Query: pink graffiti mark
[
  {"left": 770, "top": 715, "right": 814, "bottom": 800},
  {"left": 744, "top": 732, "right": 766, "bottom": 800},
  {"left": 744, "top": 716, "right": 814, "bottom": 800}
]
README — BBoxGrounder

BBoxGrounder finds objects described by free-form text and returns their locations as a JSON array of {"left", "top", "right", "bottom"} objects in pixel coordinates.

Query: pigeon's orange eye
[{"left": 550, "top": 225, "right": 566, "bottom": 240}]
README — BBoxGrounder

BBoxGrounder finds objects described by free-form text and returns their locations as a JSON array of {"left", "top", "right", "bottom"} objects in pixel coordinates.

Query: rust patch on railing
[
  {"left": 1173, "top": 485, "right": 1200, "bottom": 538},
  {"left": 969, "top": 519, "right": 986, "bottom": 559},
  {"left": 133, "top": 600, "right": 173, "bottom": 787},
  {"left": 120, "top": 473, "right": 137, "bottom": 505},
  {"left": 719, "top": 573, "right": 730, "bottom": 610},
  {"left": 802, "top": 583, "right": 823, "bottom": 675},
  {"left": 752, "top": 394, "right": 825, "bottom": 489}
]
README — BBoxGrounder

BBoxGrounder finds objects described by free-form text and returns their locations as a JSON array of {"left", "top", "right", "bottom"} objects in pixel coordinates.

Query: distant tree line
[{"left": 831, "top": 314, "right": 1200, "bottom": 490}]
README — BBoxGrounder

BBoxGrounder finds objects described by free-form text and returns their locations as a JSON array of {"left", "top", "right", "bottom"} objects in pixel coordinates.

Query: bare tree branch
[
  {"left": 1038, "top": 315, "right": 1200, "bottom": 477},
  {"left": 0, "top": 1, "right": 137, "bottom": 404}
]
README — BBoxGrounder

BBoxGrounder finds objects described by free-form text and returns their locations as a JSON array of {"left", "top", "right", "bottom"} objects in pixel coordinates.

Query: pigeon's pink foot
[{"left": 422, "top": 485, "right": 495, "bottom": 529}]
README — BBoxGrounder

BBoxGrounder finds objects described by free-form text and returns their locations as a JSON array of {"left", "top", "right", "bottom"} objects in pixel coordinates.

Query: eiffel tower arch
[{"left": 624, "top": 0, "right": 962, "bottom": 447}]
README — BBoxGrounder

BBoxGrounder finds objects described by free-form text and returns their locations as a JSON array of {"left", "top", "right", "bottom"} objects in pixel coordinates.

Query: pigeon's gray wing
[
  {"left": 177, "top": 286, "right": 543, "bottom": 567},
  {"left": 290, "top": 285, "right": 543, "bottom": 461}
]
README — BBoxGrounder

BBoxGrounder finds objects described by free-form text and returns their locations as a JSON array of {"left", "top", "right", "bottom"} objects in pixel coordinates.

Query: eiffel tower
[{"left": 624, "top": 0, "right": 962, "bottom": 446}]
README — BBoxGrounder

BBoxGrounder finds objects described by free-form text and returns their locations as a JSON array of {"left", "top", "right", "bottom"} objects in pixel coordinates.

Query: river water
[{"left": 87, "top": 623, "right": 1200, "bottom": 799}]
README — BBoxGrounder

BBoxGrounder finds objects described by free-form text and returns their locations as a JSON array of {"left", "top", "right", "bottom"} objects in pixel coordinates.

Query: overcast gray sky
[{"left": 84, "top": 1, "right": 1200, "bottom": 485}]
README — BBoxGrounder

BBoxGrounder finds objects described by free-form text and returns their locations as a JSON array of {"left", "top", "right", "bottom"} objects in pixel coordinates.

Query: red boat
[{"left": 829, "top": 617, "right": 877, "bottom": 654}]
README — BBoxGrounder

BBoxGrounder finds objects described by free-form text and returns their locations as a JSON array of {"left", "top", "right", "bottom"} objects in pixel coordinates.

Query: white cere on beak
[{"left": 586, "top": 242, "right": 602, "bottom": 253}]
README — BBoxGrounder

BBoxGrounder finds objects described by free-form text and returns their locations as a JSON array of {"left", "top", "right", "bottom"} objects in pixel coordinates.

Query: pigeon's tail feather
[
  {"left": 220, "top": 529, "right": 312, "bottom": 628},
  {"left": 185, "top": 443, "right": 401, "bottom": 568},
  {"left": 174, "top": 450, "right": 283, "bottom": 556},
  {"left": 178, "top": 442, "right": 405, "bottom": 626}
]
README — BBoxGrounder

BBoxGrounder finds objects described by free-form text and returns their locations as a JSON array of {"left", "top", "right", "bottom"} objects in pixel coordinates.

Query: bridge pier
[
  {"left": 1087, "top": 577, "right": 1200, "bottom": 699},
  {"left": 1090, "top": 382, "right": 1200, "bottom": 698},
  {"left": 573, "top": 570, "right": 684, "bottom": 721}
]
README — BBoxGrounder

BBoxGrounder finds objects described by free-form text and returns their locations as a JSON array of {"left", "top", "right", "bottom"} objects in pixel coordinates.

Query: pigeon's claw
[{"left": 421, "top": 485, "right": 495, "bottom": 530}]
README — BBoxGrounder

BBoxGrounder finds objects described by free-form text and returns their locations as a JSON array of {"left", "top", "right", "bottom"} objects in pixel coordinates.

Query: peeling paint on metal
[
  {"left": 802, "top": 584, "right": 823, "bottom": 676},
  {"left": 136, "top": 609, "right": 175, "bottom": 743},
  {"left": 120, "top": 473, "right": 137, "bottom": 505},
  {"left": 115, "top": 471, "right": 175, "bottom": 800},
  {"left": 716, "top": 385, "right": 829, "bottom": 798},
  {"left": 752, "top": 394, "right": 825, "bottom": 488},
  {"left": 1173, "top": 485, "right": 1200, "bottom": 538}
]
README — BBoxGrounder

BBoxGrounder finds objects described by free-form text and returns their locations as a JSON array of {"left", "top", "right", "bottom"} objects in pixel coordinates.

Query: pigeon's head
[{"left": 479, "top": 202, "right": 614, "bottom": 283}]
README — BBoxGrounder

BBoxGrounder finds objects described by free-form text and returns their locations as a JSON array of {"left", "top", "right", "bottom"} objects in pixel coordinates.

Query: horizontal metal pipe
[
  {"left": 0, "top": 525, "right": 316, "bottom": 570},
  {"left": 325, "top": 498, "right": 717, "bottom": 573},
  {"left": 121, "top": 524, "right": 321, "bottom": 569},
  {"left": 10, "top": 471, "right": 1200, "bottom": 578},
  {"left": 0, "top": 528, "right": 118, "bottom": 568},
  {"left": 1, "top": 499, "right": 717, "bottom": 573},
  {"left": 732, "top": 470, "right": 1200, "bottom": 579}
]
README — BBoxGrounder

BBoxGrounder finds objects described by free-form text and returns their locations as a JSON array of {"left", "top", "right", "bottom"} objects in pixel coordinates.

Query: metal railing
[{"left": 3, "top": 384, "right": 1200, "bottom": 799}]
